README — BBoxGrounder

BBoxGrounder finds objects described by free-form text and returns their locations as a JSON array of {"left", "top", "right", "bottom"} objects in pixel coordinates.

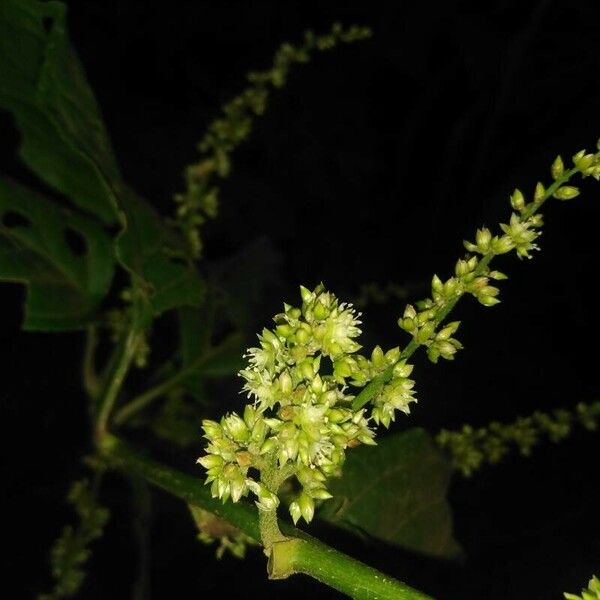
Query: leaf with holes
[
  {"left": 0, "top": 0, "right": 119, "bottom": 224},
  {"left": 319, "top": 428, "right": 462, "bottom": 560},
  {"left": 0, "top": 177, "right": 114, "bottom": 330},
  {"left": 115, "top": 186, "right": 205, "bottom": 319}
]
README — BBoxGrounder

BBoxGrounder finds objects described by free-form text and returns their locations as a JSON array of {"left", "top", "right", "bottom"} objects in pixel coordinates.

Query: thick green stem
[
  {"left": 269, "top": 538, "right": 433, "bottom": 599},
  {"left": 257, "top": 460, "right": 296, "bottom": 547},
  {"left": 99, "top": 434, "right": 433, "bottom": 600},
  {"left": 352, "top": 166, "right": 579, "bottom": 411}
]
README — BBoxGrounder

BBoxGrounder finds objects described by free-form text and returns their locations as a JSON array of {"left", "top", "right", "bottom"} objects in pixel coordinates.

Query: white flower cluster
[{"left": 198, "top": 284, "right": 416, "bottom": 523}]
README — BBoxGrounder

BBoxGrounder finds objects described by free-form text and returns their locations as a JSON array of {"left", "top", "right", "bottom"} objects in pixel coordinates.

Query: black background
[{"left": 2, "top": 1, "right": 600, "bottom": 599}]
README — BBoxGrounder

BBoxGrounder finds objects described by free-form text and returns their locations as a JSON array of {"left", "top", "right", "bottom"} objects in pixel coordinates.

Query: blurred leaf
[
  {"left": 209, "top": 237, "right": 283, "bottom": 331},
  {"left": 179, "top": 298, "right": 215, "bottom": 367},
  {"left": 0, "top": 177, "right": 114, "bottom": 330},
  {"left": 115, "top": 187, "right": 205, "bottom": 318},
  {"left": 192, "top": 332, "right": 245, "bottom": 379},
  {"left": 151, "top": 391, "right": 204, "bottom": 448},
  {"left": 0, "top": 0, "right": 119, "bottom": 224},
  {"left": 319, "top": 428, "right": 462, "bottom": 560}
]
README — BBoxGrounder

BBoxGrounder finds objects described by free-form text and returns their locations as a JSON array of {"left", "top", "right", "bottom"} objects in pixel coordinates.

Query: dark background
[{"left": 2, "top": 1, "right": 600, "bottom": 598}]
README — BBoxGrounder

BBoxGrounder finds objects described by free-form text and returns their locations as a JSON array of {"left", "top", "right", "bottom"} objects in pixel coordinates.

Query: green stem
[
  {"left": 269, "top": 538, "right": 433, "bottom": 599},
  {"left": 99, "top": 433, "right": 433, "bottom": 600},
  {"left": 95, "top": 323, "right": 142, "bottom": 440},
  {"left": 352, "top": 166, "right": 579, "bottom": 411},
  {"left": 83, "top": 325, "right": 100, "bottom": 399},
  {"left": 114, "top": 341, "right": 222, "bottom": 426},
  {"left": 257, "top": 460, "right": 296, "bottom": 547}
]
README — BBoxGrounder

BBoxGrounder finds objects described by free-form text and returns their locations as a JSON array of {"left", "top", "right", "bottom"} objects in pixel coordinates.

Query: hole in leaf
[
  {"left": 2, "top": 211, "right": 32, "bottom": 229},
  {"left": 64, "top": 227, "right": 87, "bottom": 256},
  {"left": 42, "top": 16, "right": 53, "bottom": 34}
]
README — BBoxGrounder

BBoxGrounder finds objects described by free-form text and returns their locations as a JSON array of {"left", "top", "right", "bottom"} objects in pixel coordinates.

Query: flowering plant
[{"left": 1, "top": 2, "right": 598, "bottom": 599}]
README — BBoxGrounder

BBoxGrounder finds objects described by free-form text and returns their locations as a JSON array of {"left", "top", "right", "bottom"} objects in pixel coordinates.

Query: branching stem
[
  {"left": 99, "top": 434, "right": 432, "bottom": 600},
  {"left": 95, "top": 322, "right": 143, "bottom": 441}
]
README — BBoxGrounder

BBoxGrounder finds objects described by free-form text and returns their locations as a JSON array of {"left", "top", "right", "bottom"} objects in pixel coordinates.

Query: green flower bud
[
  {"left": 300, "top": 285, "right": 314, "bottom": 304},
  {"left": 491, "top": 235, "right": 514, "bottom": 255},
  {"left": 196, "top": 454, "right": 224, "bottom": 469},
  {"left": 223, "top": 413, "right": 250, "bottom": 443},
  {"left": 289, "top": 500, "right": 302, "bottom": 525},
  {"left": 437, "top": 321, "right": 460, "bottom": 340},
  {"left": 534, "top": 182, "right": 545, "bottom": 202},
  {"left": 416, "top": 308, "right": 435, "bottom": 326},
  {"left": 572, "top": 150, "right": 595, "bottom": 172},
  {"left": 489, "top": 270, "right": 508, "bottom": 280},
  {"left": 313, "top": 300, "right": 330, "bottom": 320},
  {"left": 553, "top": 186, "right": 580, "bottom": 200},
  {"left": 393, "top": 360, "right": 413, "bottom": 378},
  {"left": 403, "top": 304, "right": 417, "bottom": 320},
  {"left": 202, "top": 420, "right": 222, "bottom": 439},
  {"left": 327, "top": 408, "right": 349, "bottom": 423},
  {"left": 510, "top": 188, "right": 525, "bottom": 211},
  {"left": 279, "top": 371, "right": 293, "bottom": 395},
  {"left": 298, "top": 492, "right": 315, "bottom": 523},
  {"left": 475, "top": 228, "right": 492, "bottom": 252},
  {"left": 276, "top": 323, "right": 294, "bottom": 338},
  {"left": 551, "top": 155, "right": 564, "bottom": 180},
  {"left": 478, "top": 295, "right": 501, "bottom": 307},
  {"left": 455, "top": 259, "right": 470, "bottom": 277},
  {"left": 398, "top": 316, "right": 416, "bottom": 332},
  {"left": 385, "top": 347, "right": 400, "bottom": 363},
  {"left": 416, "top": 321, "right": 436, "bottom": 344},
  {"left": 310, "top": 488, "right": 333, "bottom": 500},
  {"left": 371, "top": 345, "right": 385, "bottom": 368},
  {"left": 259, "top": 438, "right": 278, "bottom": 454}
]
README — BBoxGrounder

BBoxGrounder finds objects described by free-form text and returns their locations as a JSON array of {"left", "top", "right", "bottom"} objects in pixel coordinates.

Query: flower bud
[
  {"left": 298, "top": 493, "right": 315, "bottom": 523},
  {"left": 371, "top": 345, "right": 385, "bottom": 367},
  {"left": 534, "top": 182, "right": 545, "bottom": 202},
  {"left": 197, "top": 454, "right": 224, "bottom": 469},
  {"left": 551, "top": 155, "right": 564, "bottom": 180},
  {"left": 475, "top": 228, "right": 492, "bottom": 252},
  {"left": 553, "top": 186, "right": 580, "bottom": 200},
  {"left": 223, "top": 413, "right": 249, "bottom": 442},
  {"left": 510, "top": 188, "right": 525, "bottom": 211}
]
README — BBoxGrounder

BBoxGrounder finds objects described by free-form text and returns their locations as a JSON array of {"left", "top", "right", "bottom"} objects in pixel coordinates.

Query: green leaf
[
  {"left": 0, "top": 177, "right": 114, "bottom": 330},
  {"left": 209, "top": 237, "right": 283, "bottom": 331},
  {"left": 192, "top": 333, "right": 246, "bottom": 379},
  {"left": 319, "top": 428, "right": 462, "bottom": 560},
  {"left": 151, "top": 391, "right": 204, "bottom": 448},
  {"left": 0, "top": 0, "right": 120, "bottom": 224},
  {"left": 115, "top": 186, "right": 205, "bottom": 318},
  {"left": 179, "top": 298, "right": 216, "bottom": 368}
]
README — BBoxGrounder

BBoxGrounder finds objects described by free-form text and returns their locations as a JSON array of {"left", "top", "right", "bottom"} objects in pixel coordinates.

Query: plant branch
[
  {"left": 95, "top": 322, "right": 143, "bottom": 440},
  {"left": 113, "top": 341, "right": 223, "bottom": 426},
  {"left": 352, "top": 166, "right": 579, "bottom": 411},
  {"left": 82, "top": 325, "right": 100, "bottom": 399},
  {"left": 99, "top": 433, "right": 433, "bottom": 600}
]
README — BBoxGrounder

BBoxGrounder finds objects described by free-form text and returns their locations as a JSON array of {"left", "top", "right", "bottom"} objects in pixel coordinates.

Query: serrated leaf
[
  {"left": 0, "top": 177, "right": 114, "bottom": 330},
  {"left": 319, "top": 428, "right": 462, "bottom": 560},
  {"left": 115, "top": 186, "right": 205, "bottom": 318},
  {"left": 0, "top": 0, "right": 120, "bottom": 224}
]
